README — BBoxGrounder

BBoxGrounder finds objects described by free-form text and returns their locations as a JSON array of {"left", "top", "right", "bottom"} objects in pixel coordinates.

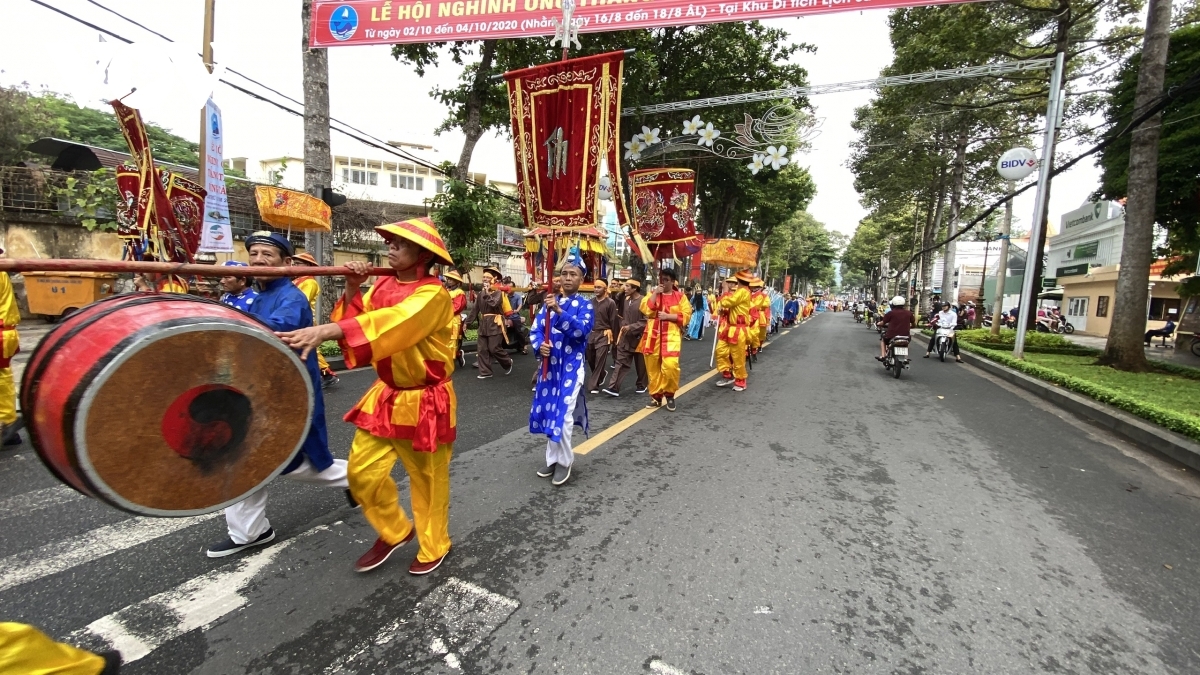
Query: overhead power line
[
  {"left": 25, "top": 0, "right": 518, "bottom": 203},
  {"left": 622, "top": 58, "right": 1058, "bottom": 117}
]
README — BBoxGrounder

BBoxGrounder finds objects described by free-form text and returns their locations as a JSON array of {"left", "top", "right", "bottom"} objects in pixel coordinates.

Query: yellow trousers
[
  {"left": 748, "top": 325, "right": 762, "bottom": 351},
  {"left": 716, "top": 340, "right": 748, "bottom": 381},
  {"left": 0, "top": 623, "right": 106, "bottom": 675},
  {"left": 317, "top": 351, "right": 331, "bottom": 374},
  {"left": 757, "top": 325, "right": 769, "bottom": 347},
  {"left": 347, "top": 430, "right": 452, "bottom": 564},
  {"left": 0, "top": 368, "right": 14, "bottom": 426},
  {"left": 644, "top": 353, "right": 680, "bottom": 399}
]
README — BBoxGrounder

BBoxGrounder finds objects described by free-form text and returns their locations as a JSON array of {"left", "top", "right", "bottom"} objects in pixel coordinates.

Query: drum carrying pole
[{"left": 0, "top": 259, "right": 391, "bottom": 278}]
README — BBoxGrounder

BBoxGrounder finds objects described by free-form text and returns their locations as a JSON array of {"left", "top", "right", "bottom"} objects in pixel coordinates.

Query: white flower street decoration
[
  {"left": 697, "top": 123, "right": 721, "bottom": 147},
  {"left": 624, "top": 137, "right": 646, "bottom": 161},
  {"left": 624, "top": 106, "right": 819, "bottom": 172},
  {"left": 764, "top": 145, "right": 789, "bottom": 170}
]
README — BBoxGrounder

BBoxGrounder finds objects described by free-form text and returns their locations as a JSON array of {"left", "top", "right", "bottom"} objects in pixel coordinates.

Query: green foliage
[
  {"left": 766, "top": 211, "right": 839, "bottom": 286},
  {"left": 954, "top": 328, "right": 1074, "bottom": 348},
  {"left": 1096, "top": 24, "right": 1200, "bottom": 275},
  {"left": 427, "top": 162, "right": 520, "bottom": 266},
  {"left": 965, "top": 343, "right": 1200, "bottom": 441},
  {"left": 318, "top": 340, "right": 342, "bottom": 357},
  {"left": 0, "top": 85, "right": 63, "bottom": 165},
  {"left": 51, "top": 169, "right": 119, "bottom": 231}
]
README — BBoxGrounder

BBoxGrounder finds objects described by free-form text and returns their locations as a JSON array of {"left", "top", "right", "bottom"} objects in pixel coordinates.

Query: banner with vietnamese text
[
  {"left": 310, "top": 0, "right": 981, "bottom": 46},
  {"left": 200, "top": 99, "right": 233, "bottom": 253}
]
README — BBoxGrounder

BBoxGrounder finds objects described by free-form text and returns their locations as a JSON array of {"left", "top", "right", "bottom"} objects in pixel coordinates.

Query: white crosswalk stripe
[
  {"left": 0, "top": 512, "right": 220, "bottom": 593},
  {"left": 0, "top": 485, "right": 84, "bottom": 517},
  {"left": 68, "top": 526, "right": 326, "bottom": 664}
]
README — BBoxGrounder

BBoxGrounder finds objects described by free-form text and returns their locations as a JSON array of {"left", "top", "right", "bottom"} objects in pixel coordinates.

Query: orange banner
[
  {"left": 701, "top": 239, "right": 759, "bottom": 269},
  {"left": 254, "top": 187, "right": 332, "bottom": 232}
]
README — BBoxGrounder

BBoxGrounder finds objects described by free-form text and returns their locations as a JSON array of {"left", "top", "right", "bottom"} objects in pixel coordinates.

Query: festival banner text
[{"left": 311, "top": 0, "right": 979, "bottom": 46}]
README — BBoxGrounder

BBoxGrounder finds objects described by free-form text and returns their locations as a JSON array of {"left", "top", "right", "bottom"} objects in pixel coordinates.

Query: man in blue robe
[
  {"left": 217, "top": 260, "right": 258, "bottom": 312},
  {"left": 784, "top": 294, "right": 800, "bottom": 326},
  {"left": 205, "top": 231, "right": 351, "bottom": 558},
  {"left": 530, "top": 249, "right": 594, "bottom": 487}
]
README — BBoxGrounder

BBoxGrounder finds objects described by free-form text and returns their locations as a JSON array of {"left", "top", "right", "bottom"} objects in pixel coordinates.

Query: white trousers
[
  {"left": 545, "top": 378, "right": 583, "bottom": 469},
  {"left": 224, "top": 458, "right": 349, "bottom": 544}
]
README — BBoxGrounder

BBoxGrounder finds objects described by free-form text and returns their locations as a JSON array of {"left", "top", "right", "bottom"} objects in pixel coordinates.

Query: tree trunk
[
  {"left": 940, "top": 128, "right": 968, "bottom": 307},
  {"left": 920, "top": 163, "right": 949, "bottom": 317},
  {"left": 1100, "top": 0, "right": 1174, "bottom": 371},
  {"left": 302, "top": 0, "right": 334, "bottom": 320},
  {"left": 455, "top": 39, "right": 498, "bottom": 181}
]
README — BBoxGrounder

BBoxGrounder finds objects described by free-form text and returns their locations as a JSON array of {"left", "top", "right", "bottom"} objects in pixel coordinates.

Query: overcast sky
[{"left": 3, "top": 0, "right": 1100, "bottom": 237}]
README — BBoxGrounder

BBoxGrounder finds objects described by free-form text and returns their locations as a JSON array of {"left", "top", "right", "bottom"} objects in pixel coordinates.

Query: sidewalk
[{"left": 1065, "top": 333, "right": 1200, "bottom": 368}]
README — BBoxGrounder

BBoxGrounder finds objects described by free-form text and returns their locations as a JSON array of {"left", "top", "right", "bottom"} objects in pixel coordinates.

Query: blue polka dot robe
[{"left": 529, "top": 293, "right": 595, "bottom": 442}]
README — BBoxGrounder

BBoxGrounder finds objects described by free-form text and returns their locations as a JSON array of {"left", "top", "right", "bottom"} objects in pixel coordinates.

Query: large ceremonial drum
[{"left": 22, "top": 293, "right": 314, "bottom": 517}]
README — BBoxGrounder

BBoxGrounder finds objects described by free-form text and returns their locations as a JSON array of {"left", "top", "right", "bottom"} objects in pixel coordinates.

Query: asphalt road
[{"left": 2, "top": 313, "right": 1199, "bottom": 674}]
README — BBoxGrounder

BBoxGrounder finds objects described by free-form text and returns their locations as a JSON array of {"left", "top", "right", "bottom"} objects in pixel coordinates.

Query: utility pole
[
  {"left": 198, "top": 0, "right": 215, "bottom": 172},
  {"left": 302, "top": 0, "right": 333, "bottom": 320},
  {"left": 990, "top": 181, "right": 1014, "bottom": 336}
]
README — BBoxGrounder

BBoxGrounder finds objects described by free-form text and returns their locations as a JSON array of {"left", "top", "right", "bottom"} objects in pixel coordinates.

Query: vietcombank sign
[{"left": 1061, "top": 201, "right": 1115, "bottom": 232}]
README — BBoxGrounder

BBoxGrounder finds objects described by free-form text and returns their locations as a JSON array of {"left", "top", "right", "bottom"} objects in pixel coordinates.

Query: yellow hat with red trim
[
  {"left": 375, "top": 217, "right": 454, "bottom": 266},
  {"left": 735, "top": 270, "right": 755, "bottom": 284},
  {"left": 750, "top": 277, "right": 765, "bottom": 288},
  {"left": 292, "top": 252, "right": 318, "bottom": 266},
  {"left": 443, "top": 269, "right": 465, "bottom": 283}
]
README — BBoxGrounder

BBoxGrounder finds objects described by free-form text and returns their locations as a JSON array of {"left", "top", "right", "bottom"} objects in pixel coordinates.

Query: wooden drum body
[{"left": 22, "top": 293, "right": 313, "bottom": 516}]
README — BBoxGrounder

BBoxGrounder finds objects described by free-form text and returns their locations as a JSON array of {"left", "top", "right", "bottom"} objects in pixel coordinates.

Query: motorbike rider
[
  {"left": 876, "top": 296, "right": 915, "bottom": 361},
  {"left": 924, "top": 302, "right": 962, "bottom": 362}
]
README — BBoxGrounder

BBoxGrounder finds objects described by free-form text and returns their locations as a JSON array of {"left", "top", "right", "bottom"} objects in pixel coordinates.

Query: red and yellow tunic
[
  {"left": 447, "top": 287, "right": 467, "bottom": 342},
  {"left": 332, "top": 274, "right": 457, "bottom": 452},
  {"left": 294, "top": 276, "right": 320, "bottom": 316},
  {"left": 637, "top": 289, "right": 692, "bottom": 357},
  {"left": 717, "top": 287, "right": 752, "bottom": 344},
  {"left": 157, "top": 276, "right": 188, "bottom": 294},
  {"left": 750, "top": 290, "right": 771, "bottom": 328}
]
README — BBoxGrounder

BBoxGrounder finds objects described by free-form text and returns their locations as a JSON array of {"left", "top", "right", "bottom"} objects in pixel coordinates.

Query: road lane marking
[
  {"left": 574, "top": 368, "right": 719, "bottom": 456},
  {"left": 0, "top": 512, "right": 220, "bottom": 593},
  {"left": 0, "top": 485, "right": 84, "bottom": 516},
  {"left": 69, "top": 525, "right": 327, "bottom": 663},
  {"left": 324, "top": 577, "right": 519, "bottom": 673},
  {"left": 649, "top": 659, "right": 689, "bottom": 675}
]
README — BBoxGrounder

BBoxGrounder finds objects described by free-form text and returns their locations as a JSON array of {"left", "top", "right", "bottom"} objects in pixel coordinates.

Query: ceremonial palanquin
[
  {"left": 111, "top": 100, "right": 205, "bottom": 263},
  {"left": 628, "top": 168, "right": 701, "bottom": 261},
  {"left": 701, "top": 239, "right": 760, "bottom": 270},
  {"left": 504, "top": 51, "right": 630, "bottom": 231}
]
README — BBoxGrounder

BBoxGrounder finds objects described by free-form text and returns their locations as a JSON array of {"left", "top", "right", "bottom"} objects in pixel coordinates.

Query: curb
[{"left": 912, "top": 333, "right": 1200, "bottom": 471}]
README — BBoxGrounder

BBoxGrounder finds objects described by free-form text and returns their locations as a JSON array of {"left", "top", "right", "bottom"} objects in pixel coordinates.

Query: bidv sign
[{"left": 997, "top": 147, "right": 1038, "bottom": 181}]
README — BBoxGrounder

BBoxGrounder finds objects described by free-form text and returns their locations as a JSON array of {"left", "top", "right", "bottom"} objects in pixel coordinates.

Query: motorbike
[
  {"left": 883, "top": 335, "right": 911, "bottom": 379},
  {"left": 855, "top": 309, "right": 864, "bottom": 324},
  {"left": 934, "top": 326, "right": 955, "bottom": 362}
]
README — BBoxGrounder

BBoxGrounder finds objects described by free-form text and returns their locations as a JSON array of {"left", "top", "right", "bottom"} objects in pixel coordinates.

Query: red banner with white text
[{"left": 310, "top": 0, "right": 981, "bottom": 46}]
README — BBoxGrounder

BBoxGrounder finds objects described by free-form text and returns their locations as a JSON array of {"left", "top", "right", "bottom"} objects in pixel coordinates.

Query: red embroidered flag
[
  {"left": 504, "top": 51, "right": 629, "bottom": 231},
  {"left": 111, "top": 100, "right": 204, "bottom": 263},
  {"left": 629, "top": 168, "right": 701, "bottom": 260}
]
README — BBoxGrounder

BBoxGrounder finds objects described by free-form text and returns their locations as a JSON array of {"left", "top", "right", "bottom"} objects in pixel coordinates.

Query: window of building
[
  {"left": 342, "top": 168, "right": 377, "bottom": 185},
  {"left": 1095, "top": 295, "right": 1109, "bottom": 317},
  {"left": 390, "top": 175, "right": 424, "bottom": 190},
  {"left": 1067, "top": 297, "right": 1088, "bottom": 317},
  {"left": 1148, "top": 297, "right": 1181, "bottom": 321},
  {"left": 435, "top": 179, "right": 447, "bottom": 193}
]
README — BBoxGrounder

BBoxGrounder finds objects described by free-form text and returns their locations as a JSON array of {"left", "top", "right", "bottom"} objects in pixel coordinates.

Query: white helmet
[{"left": 890, "top": 296, "right": 906, "bottom": 306}]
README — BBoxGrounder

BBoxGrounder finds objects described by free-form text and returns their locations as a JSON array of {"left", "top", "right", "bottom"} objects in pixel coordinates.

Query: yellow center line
[{"left": 574, "top": 325, "right": 795, "bottom": 456}]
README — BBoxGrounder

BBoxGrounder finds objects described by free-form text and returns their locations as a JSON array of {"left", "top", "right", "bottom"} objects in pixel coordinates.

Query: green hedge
[
  {"left": 962, "top": 342, "right": 1200, "bottom": 442},
  {"left": 318, "top": 340, "right": 341, "bottom": 357},
  {"left": 921, "top": 329, "right": 1091, "bottom": 355}
]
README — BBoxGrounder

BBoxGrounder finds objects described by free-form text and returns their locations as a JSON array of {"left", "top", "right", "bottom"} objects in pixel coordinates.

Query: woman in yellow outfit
[
  {"left": 715, "top": 272, "right": 752, "bottom": 391},
  {"left": 278, "top": 217, "right": 457, "bottom": 576},
  {"left": 751, "top": 278, "right": 771, "bottom": 353},
  {"left": 291, "top": 252, "right": 339, "bottom": 388},
  {"left": 0, "top": 622, "right": 119, "bottom": 674},
  {"left": 0, "top": 250, "right": 20, "bottom": 447},
  {"left": 637, "top": 267, "right": 691, "bottom": 412}
]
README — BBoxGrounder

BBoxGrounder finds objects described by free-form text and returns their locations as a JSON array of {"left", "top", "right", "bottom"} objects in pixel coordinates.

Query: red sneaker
[
  {"left": 409, "top": 549, "right": 450, "bottom": 576},
  {"left": 354, "top": 528, "right": 416, "bottom": 573}
]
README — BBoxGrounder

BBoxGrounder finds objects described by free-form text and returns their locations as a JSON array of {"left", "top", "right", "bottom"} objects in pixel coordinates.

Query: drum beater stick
[{"left": 0, "top": 259, "right": 393, "bottom": 278}]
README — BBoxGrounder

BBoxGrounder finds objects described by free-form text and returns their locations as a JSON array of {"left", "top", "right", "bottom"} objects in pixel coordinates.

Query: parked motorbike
[{"left": 883, "top": 335, "right": 911, "bottom": 379}]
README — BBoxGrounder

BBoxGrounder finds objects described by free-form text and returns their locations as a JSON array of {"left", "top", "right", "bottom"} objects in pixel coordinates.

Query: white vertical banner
[{"left": 200, "top": 98, "right": 233, "bottom": 252}]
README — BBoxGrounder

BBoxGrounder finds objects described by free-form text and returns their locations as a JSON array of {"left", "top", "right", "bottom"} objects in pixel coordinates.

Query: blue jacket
[{"left": 250, "top": 277, "right": 332, "bottom": 473}]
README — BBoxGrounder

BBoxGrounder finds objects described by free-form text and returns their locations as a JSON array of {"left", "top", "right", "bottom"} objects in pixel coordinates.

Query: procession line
[
  {"left": 574, "top": 368, "right": 719, "bottom": 456},
  {"left": 0, "top": 512, "right": 219, "bottom": 593}
]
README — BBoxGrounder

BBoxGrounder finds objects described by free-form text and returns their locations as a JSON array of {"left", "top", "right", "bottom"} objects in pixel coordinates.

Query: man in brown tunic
[
  {"left": 601, "top": 279, "right": 648, "bottom": 397},
  {"left": 585, "top": 278, "right": 620, "bottom": 393},
  {"left": 469, "top": 266, "right": 513, "bottom": 378}
]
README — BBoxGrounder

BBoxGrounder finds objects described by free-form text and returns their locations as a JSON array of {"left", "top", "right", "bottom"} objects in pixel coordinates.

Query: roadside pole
[
  {"left": 991, "top": 181, "right": 1014, "bottom": 336},
  {"left": 198, "top": 0, "right": 215, "bottom": 180},
  {"left": 1012, "top": 51, "right": 1064, "bottom": 359}
]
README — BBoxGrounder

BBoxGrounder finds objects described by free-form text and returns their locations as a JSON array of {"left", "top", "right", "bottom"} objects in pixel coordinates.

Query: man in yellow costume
[
  {"left": 750, "top": 278, "right": 771, "bottom": 355},
  {"left": 715, "top": 272, "right": 752, "bottom": 392},
  {"left": 291, "top": 252, "right": 340, "bottom": 388},
  {"left": 0, "top": 246, "right": 20, "bottom": 447},
  {"left": 0, "top": 622, "right": 120, "bottom": 674},
  {"left": 443, "top": 269, "right": 468, "bottom": 367},
  {"left": 278, "top": 217, "right": 457, "bottom": 576},
  {"left": 638, "top": 267, "right": 691, "bottom": 412}
]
